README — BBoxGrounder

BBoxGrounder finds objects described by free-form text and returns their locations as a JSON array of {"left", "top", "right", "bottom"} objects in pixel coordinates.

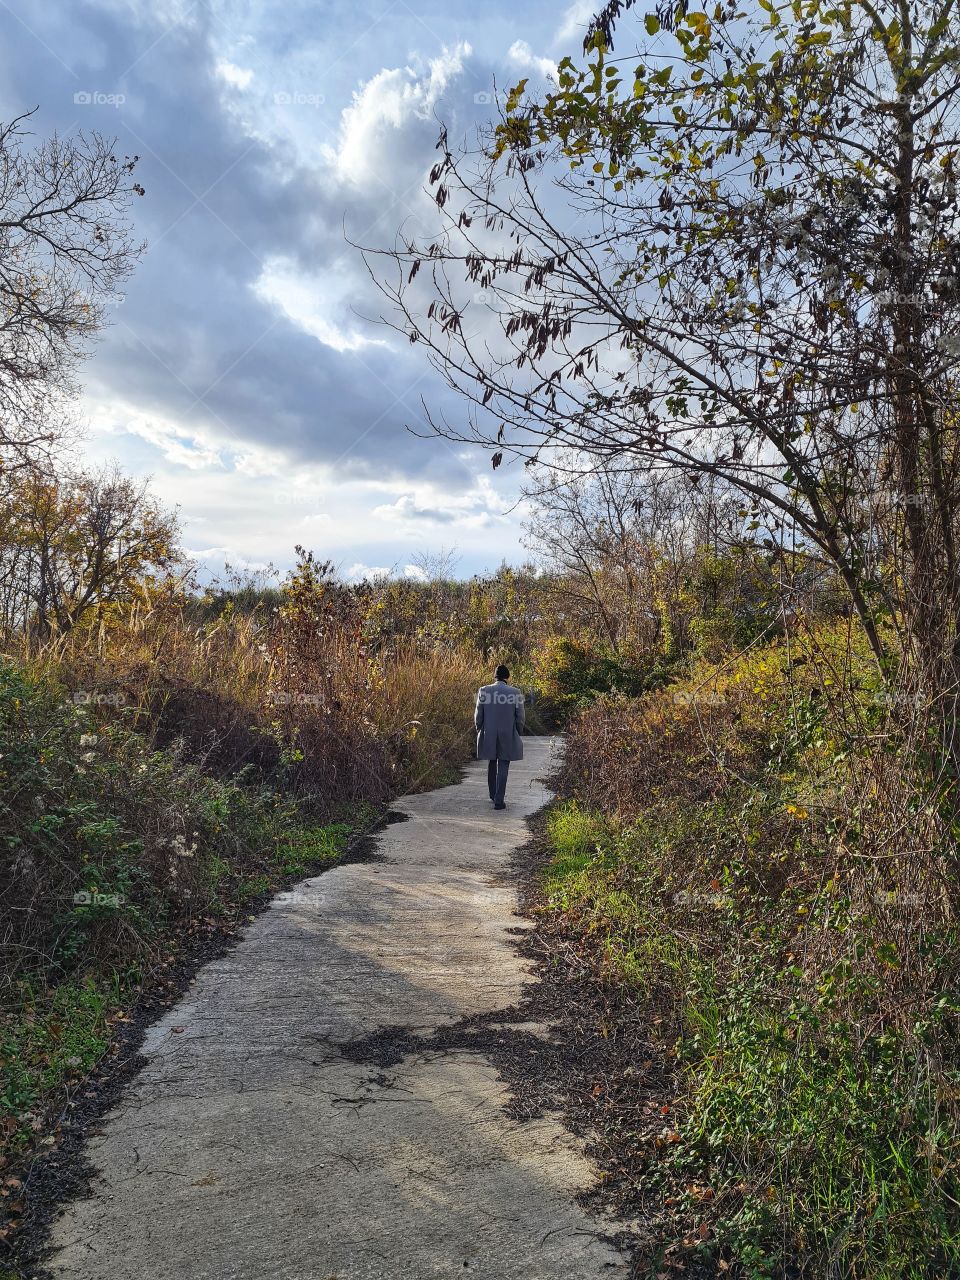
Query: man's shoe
[{"left": 494, "top": 802, "right": 506, "bottom": 810}]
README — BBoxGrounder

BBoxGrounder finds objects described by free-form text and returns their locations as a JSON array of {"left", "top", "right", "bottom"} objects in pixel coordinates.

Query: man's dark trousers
[{"left": 488, "top": 758, "right": 510, "bottom": 805}]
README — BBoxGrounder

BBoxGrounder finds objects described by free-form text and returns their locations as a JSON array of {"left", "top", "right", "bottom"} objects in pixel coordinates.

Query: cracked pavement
[{"left": 43, "top": 737, "right": 631, "bottom": 1279}]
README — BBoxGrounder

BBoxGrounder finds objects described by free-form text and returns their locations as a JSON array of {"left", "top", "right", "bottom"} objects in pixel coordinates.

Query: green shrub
[
  {"left": 0, "top": 663, "right": 290, "bottom": 984},
  {"left": 531, "top": 635, "right": 668, "bottom": 721}
]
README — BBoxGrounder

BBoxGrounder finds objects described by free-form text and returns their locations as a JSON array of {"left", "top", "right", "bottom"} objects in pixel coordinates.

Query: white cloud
[
  {"left": 372, "top": 477, "right": 512, "bottom": 528},
  {"left": 252, "top": 257, "right": 387, "bottom": 353},
  {"left": 344, "top": 562, "right": 391, "bottom": 581},
  {"left": 88, "top": 399, "right": 307, "bottom": 481},
  {"left": 216, "top": 59, "right": 254, "bottom": 90},
  {"left": 232, "top": 442, "right": 296, "bottom": 478},
  {"left": 342, "top": 562, "right": 433, "bottom": 582},
  {"left": 187, "top": 546, "right": 272, "bottom": 573},
  {"left": 507, "top": 40, "right": 557, "bottom": 82},
  {"left": 88, "top": 403, "right": 225, "bottom": 470},
  {"left": 33, "top": 0, "right": 533, "bottom": 580},
  {"left": 554, "top": 0, "right": 595, "bottom": 44},
  {"left": 331, "top": 43, "right": 472, "bottom": 185}
]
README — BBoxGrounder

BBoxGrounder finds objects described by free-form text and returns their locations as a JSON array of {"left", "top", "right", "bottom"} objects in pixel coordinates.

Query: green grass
[
  {"left": 0, "top": 978, "right": 119, "bottom": 1156},
  {"left": 274, "top": 821, "right": 353, "bottom": 875},
  {"left": 543, "top": 797, "right": 960, "bottom": 1279},
  {"left": 544, "top": 803, "right": 612, "bottom": 900}
]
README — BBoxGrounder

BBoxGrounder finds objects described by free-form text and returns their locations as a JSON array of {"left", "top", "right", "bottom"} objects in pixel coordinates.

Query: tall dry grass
[{"left": 19, "top": 572, "right": 485, "bottom": 812}]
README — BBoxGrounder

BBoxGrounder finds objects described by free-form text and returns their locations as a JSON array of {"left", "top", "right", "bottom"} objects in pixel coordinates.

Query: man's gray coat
[{"left": 474, "top": 680, "right": 525, "bottom": 761}]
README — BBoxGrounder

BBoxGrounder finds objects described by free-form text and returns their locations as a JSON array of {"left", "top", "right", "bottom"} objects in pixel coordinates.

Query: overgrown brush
[
  {"left": 22, "top": 552, "right": 484, "bottom": 807},
  {"left": 550, "top": 621, "right": 960, "bottom": 1278},
  {"left": 0, "top": 664, "right": 287, "bottom": 981},
  {"left": 0, "top": 556, "right": 487, "bottom": 1183}
]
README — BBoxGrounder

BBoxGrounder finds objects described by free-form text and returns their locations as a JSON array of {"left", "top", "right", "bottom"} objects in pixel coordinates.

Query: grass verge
[{"left": 543, "top": 791, "right": 960, "bottom": 1279}]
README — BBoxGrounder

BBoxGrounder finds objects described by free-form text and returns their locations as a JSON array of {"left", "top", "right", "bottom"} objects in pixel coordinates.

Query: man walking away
[{"left": 474, "top": 664, "right": 525, "bottom": 809}]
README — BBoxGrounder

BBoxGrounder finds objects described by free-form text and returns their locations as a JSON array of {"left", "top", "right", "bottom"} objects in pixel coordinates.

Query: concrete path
[{"left": 43, "top": 738, "right": 630, "bottom": 1279}]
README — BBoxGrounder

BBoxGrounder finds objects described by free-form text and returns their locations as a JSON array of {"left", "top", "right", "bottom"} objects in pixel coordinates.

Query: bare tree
[
  {"left": 408, "top": 545, "right": 462, "bottom": 581},
  {"left": 524, "top": 465, "right": 675, "bottom": 652},
  {"left": 0, "top": 111, "right": 144, "bottom": 466},
  {"left": 524, "top": 463, "right": 780, "bottom": 655}
]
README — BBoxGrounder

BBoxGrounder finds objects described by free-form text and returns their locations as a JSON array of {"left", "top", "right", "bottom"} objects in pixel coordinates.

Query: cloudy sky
[{"left": 0, "top": 0, "right": 596, "bottom": 581}]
